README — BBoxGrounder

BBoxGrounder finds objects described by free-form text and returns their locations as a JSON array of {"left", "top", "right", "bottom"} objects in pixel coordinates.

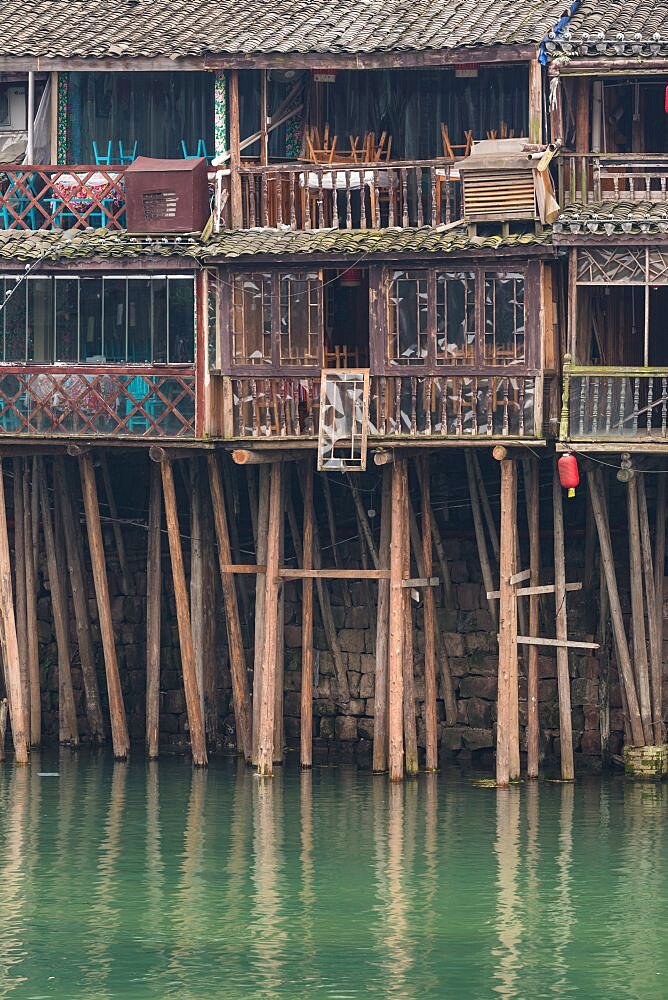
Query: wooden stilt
[
  {"left": 348, "top": 476, "right": 379, "bottom": 567},
  {"left": 0, "top": 461, "right": 28, "bottom": 763},
  {"left": 246, "top": 467, "right": 259, "bottom": 550},
  {"left": 373, "top": 466, "right": 391, "bottom": 773},
  {"left": 0, "top": 697, "right": 7, "bottom": 761},
  {"left": 552, "top": 464, "right": 574, "bottom": 780},
  {"left": 402, "top": 463, "right": 418, "bottom": 776},
  {"left": 23, "top": 460, "right": 40, "bottom": 746},
  {"left": 39, "top": 461, "right": 78, "bottom": 746},
  {"left": 31, "top": 456, "right": 39, "bottom": 580},
  {"left": 321, "top": 473, "right": 351, "bottom": 607},
  {"left": 274, "top": 471, "right": 285, "bottom": 764},
  {"left": 257, "top": 462, "right": 282, "bottom": 776},
  {"left": 79, "top": 453, "right": 129, "bottom": 760},
  {"left": 627, "top": 474, "right": 653, "bottom": 745},
  {"left": 496, "top": 457, "right": 518, "bottom": 787},
  {"left": 146, "top": 462, "right": 162, "bottom": 759},
  {"left": 523, "top": 457, "right": 540, "bottom": 779},
  {"left": 201, "top": 487, "right": 218, "bottom": 743},
  {"left": 252, "top": 465, "right": 270, "bottom": 763},
  {"left": 53, "top": 459, "right": 105, "bottom": 743},
  {"left": 99, "top": 453, "right": 132, "bottom": 595},
  {"left": 301, "top": 461, "right": 314, "bottom": 769},
  {"left": 161, "top": 459, "right": 207, "bottom": 767},
  {"left": 221, "top": 455, "right": 251, "bottom": 624},
  {"left": 637, "top": 473, "right": 662, "bottom": 745},
  {"left": 207, "top": 453, "right": 253, "bottom": 763},
  {"left": 587, "top": 468, "right": 645, "bottom": 747},
  {"left": 472, "top": 451, "right": 500, "bottom": 564},
  {"left": 419, "top": 456, "right": 438, "bottom": 771},
  {"left": 654, "top": 469, "right": 665, "bottom": 743},
  {"left": 189, "top": 459, "right": 205, "bottom": 721},
  {"left": 12, "top": 458, "right": 29, "bottom": 740},
  {"left": 388, "top": 459, "right": 405, "bottom": 781},
  {"left": 466, "top": 451, "right": 498, "bottom": 628},
  {"left": 429, "top": 500, "right": 455, "bottom": 609}
]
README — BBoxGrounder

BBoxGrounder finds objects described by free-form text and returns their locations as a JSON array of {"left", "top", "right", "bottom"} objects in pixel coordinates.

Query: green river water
[{"left": 0, "top": 752, "right": 666, "bottom": 1000}]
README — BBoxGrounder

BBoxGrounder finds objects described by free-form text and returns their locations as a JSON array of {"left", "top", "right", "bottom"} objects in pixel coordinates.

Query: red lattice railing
[
  {"left": 0, "top": 166, "right": 127, "bottom": 230},
  {"left": 0, "top": 367, "right": 196, "bottom": 437}
]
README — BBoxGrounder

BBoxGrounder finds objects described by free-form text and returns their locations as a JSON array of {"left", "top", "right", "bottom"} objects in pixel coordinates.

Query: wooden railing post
[{"left": 560, "top": 354, "right": 572, "bottom": 440}]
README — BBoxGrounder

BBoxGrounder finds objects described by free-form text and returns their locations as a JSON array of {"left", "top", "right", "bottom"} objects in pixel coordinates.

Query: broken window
[
  {"left": 484, "top": 275, "right": 525, "bottom": 366},
  {"left": 435, "top": 271, "right": 476, "bottom": 366},
  {"left": 388, "top": 270, "right": 429, "bottom": 365},
  {"left": 231, "top": 272, "right": 272, "bottom": 366},
  {"left": 279, "top": 273, "right": 321, "bottom": 366}
]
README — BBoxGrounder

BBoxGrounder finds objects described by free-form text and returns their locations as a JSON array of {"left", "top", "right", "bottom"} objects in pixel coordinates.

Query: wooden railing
[
  {"left": 557, "top": 153, "right": 668, "bottom": 205},
  {"left": 227, "top": 372, "right": 542, "bottom": 439},
  {"left": 0, "top": 166, "right": 129, "bottom": 230},
  {"left": 220, "top": 160, "right": 458, "bottom": 230},
  {"left": 0, "top": 367, "right": 196, "bottom": 437},
  {"left": 561, "top": 363, "right": 668, "bottom": 441}
]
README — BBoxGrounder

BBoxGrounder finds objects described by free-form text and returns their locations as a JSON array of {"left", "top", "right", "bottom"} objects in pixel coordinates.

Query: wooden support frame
[
  {"left": 523, "top": 457, "right": 539, "bottom": 777},
  {"left": 23, "top": 459, "right": 40, "bottom": 746},
  {"left": 373, "top": 466, "right": 391, "bottom": 773},
  {"left": 0, "top": 460, "right": 29, "bottom": 763},
  {"left": 388, "top": 459, "right": 405, "bottom": 781},
  {"left": 402, "top": 461, "right": 418, "bottom": 776},
  {"left": 145, "top": 462, "right": 162, "bottom": 760},
  {"left": 419, "top": 455, "right": 438, "bottom": 772},
  {"left": 12, "top": 458, "right": 29, "bottom": 741},
  {"left": 627, "top": 474, "right": 653, "bottom": 745},
  {"left": 496, "top": 457, "right": 518, "bottom": 787},
  {"left": 300, "top": 460, "right": 314, "bottom": 769},
  {"left": 256, "top": 462, "right": 283, "bottom": 776}
]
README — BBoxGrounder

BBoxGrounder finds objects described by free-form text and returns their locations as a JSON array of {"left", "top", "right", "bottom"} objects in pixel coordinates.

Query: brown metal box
[{"left": 125, "top": 156, "right": 209, "bottom": 233}]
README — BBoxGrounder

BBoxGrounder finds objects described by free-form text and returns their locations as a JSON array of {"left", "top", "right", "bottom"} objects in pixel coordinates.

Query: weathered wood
[
  {"left": 637, "top": 473, "right": 662, "bottom": 745},
  {"left": 467, "top": 451, "right": 498, "bottom": 628},
  {"left": 79, "top": 454, "right": 129, "bottom": 760},
  {"left": 388, "top": 459, "right": 405, "bottom": 781},
  {"left": 146, "top": 462, "right": 162, "bottom": 759},
  {"left": 12, "top": 458, "right": 29, "bottom": 740},
  {"left": 471, "top": 452, "right": 500, "bottom": 564},
  {"left": 207, "top": 453, "right": 252, "bottom": 762},
  {"left": 419, "top": 455, "right": 438, "bottom": 771},
  {"left": 23, "top": 460, "right": 40, "bottom": 746},
  {"left": 231, "top": 448, "right": 304, "bottom": 465},
  {"left": 301, "top": 461, "right": 314, "bottom": 769},
  {"left": 587, "top": 468, "right": 645, "bottom": 747},
  {"left": 228, "top": 70, "right": 243, "bottom": 227},
  {"left": 0, "top": 698, "right": 7, "bottom": 761},
  {"left": 252, "top": 465, "right": 270, "bottom": 764},
  {"left": 488, "top": 582, "right": 582, "bottom": 599},
  {"left": 510, "top": 569, "right": 531, "bottom": 586},
  {"left": 429, "top": 495, "right": 455, "bottom": 609},
  {"left": 99, "top": 454, "right": 132, "bottom": 595},
  {"left": 256, "top": 462, "right": 282, "bottom": 776},
  {"left": 0, "top": 462, "right": 28, "bottom": 763},
  {"left": 553, "top": 465, "right": 575, "bottom": 780},
  {"left": 161, "top": 459, "right": 207, "bottom": 767},
  {"left": 627, "top": 474, "right": 653, "bottom": 746},
  {"left": 221, "top": 455, "right": 251, "bottom": 626},
  {"left": 496, "top": 458, "right": 518, "bottom": 787},
  {"left": 517, "top": 636, "right": 598, "bottom": 650},
  {"left": 402, "top": 577, "right": 439, "bottom": 589},
  {"left": 528, "top": 57, "right": 543, "bottom": 146},
  {"left": 402, "top": 462, "right": 418, "bottom": 776},
  {"left": 280, "top": 568, "right": 390, "bottom": 580},
  {"left": 39, "top": 462, "right": 78, "bottom": 746},
  {"left": 189, "top": 459, "right": 205, "bottom": 722},
  {"left": 274, "top": 470, "right": 285, "bottom": 765},
  {"left": 53, "top": 459, "right": 105, "bottom": 743},
  {"left": 523, "top": 456, "right": 540, "bottom": 779},
  {"left": 654, "top": 469, "right": 666, "bottom": 742},
  {"left": 30, "top": 456, "right": 39, "bottom": 581},
  {"left": 200, "top": 487, "right": 218, "bottom": 743},
  {"left": 373, "top": 466, "right": 391, "bottom": 773},
  {"left": 348, "top": 476, "right": 379, "bottom": 568}
]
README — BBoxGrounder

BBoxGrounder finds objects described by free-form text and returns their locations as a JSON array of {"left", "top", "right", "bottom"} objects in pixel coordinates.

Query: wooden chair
[
  {"left": 304, "top": 126, "right": 338, "bottom": 164},
  {"left": 441, "top": 124, "right": 473, "bottom": 160}
]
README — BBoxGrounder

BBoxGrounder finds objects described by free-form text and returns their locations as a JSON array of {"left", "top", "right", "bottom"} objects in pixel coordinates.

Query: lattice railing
[
  {"left": 563, "top": 365, "right": 668, "bottom": 441},
  {"left": 558, "top": 153, "right": 668, "bottom": 205},
  {"left": 0, "top": 367, "right": 196, "bottom": 437},
  {"left": 0, "top": 166, "right": 127, "bottom": 230}
]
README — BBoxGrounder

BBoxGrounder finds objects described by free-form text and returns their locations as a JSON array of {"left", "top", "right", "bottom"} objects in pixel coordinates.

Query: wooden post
[
  {"left": 161, "top": 459, "right": 207, "bottom": 767},
  {"left": 402, "top": 462, "right": 418, "bottom": 776},
  {"left": 637, "top": 473, "right": 662, "bottom": 745},
  {"left": 201, "top": 488, "right": 218, "bottom": 743},
  {"left": 146, "top": 462, "right": 162, "bottom": 760},
  {"left": 373, "top": 466, "right": 391, "bottom": 773},
  {"left": 466, "top": 451, "right": 498, "bottom": 628},
  {"left": 256, "top": 462, "right": 282, "bottom": 776},
  {"left": 388, "top": 459, "right": 405, "bottom": 781},
  {"left": 522, "top": 457, "right": 540, "bottom": 779},
  {"left": 419, "top": 455, "right": 438, "bottom": 771},
  {"left": 0, "top": 461, "right": 29, "bottom": 763},
  {"left": 587, "top": 468, "right": 645, "bottom": 747},
  {"left": 430, "top": 503, "right": 455, "bottom": 609},
  {"left": 207, "top": 453, "right": 253, "bottom": 762},
  {"left": 252, "top": 465, "right": 270, "bottom": 763},
  {"left": 654, "top": 469, "right": 666, "bottom": 742},
  {"left": 228, "top": 70, "right": 243, "bottom": 227},
  {"left": 79, "top": 453, "right": 130, "bottom": 760},
  {"left": 496, "top": 457, "right": 518, "bottom": 787},
  {"left": 552, "top": 465, "right": 574, "bottom": 780},
  {"left": 274, "top": 471, "right": 285, "bottom": 765},
  {"left": 472, "top": 452, "right": 499, "bottom": 564},
  {"left": 301, "top": 461, "right": 314, "bottom": 769},
  {"left": 53, "top": 459, "right": 105, "bottom": 743},
  {"left": 0, "top": 698, "right": 7, "bottom": 761},
  {"left": 627, "top": 474, "right": 653, "bottom": 745},
  {"left": 528, "top": 57, "right": 543, "bottom": 146},
  {"left": 39, "top": 461, "right": 78, "bottom": 746},
  {"left": 189, "top": 459, "right": 205, "bottom": 721},
  {"left": 99, "top": 453, "right": 132, "bottom": 595},
  {"left": 12, "top": 458, "right": 29, "bottom": 739},
  {"left": 23, "top": 460, "right": 40, "bottom": 746}
]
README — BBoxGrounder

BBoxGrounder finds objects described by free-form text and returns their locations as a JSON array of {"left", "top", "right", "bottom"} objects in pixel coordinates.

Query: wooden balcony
[
  {"left": 221, "top": 372, "right": 543, "bottom": 440},
  {"left": 561, "top": 365, "right": 668, "bottom": 443},
  {"left": 0, "top": 367, "right": 196, "bottom": 438},
  {"left": 557, "top": 153, "right": 668, "bottom": 206},
  {"left": 0, "top": 166, "right": 128, "bottom": 230}
]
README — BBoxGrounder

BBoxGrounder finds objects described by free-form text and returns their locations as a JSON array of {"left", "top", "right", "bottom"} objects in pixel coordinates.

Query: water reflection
[{"left": 493, "top": 788, "right": 522, "bottom": 997}]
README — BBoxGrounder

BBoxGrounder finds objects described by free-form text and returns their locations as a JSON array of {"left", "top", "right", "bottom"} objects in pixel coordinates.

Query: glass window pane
[
  {"left": 388, "top": 270, "right": 428, "bottom": 365},
  {"left": 168, "top": 278, "right": 194, "bottom": 363},
  {"left": 2, "top": 276, "right": 26, "bottom": 362},
  {"left": 232, "top": 273, "right": 272, "bottom": 366},
  {"left": 279, "top": 273, "right": 321, "bottom": 367},
  {"left": 127, "top": 279, "right": 152, "bottom": 363},
  {"left": 27, "top": 278, "right": 53, "bottom": 362},
  {"left": 80, "top": 278, "right": 103, "bottom": 361},
  {"left": 484, "top": 275, "right": 525, "bottom": 366},
  {"left": 436, "top": 272, "right": 476, "bottom": 366},
  {"left": 153, "top": 279, "right": 167, "bottom": 363},
  {"left": 103, "top": 278, "right": 127, "bottom": 363},
  {"left": 55, "top": 278, "right": 79, "bottom": 362}
]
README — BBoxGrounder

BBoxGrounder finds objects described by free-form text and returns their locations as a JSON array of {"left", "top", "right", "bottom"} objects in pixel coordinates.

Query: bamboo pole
[
  {"left": 252, "top": 465, "right": 270, "bottom": 763},
  {"left": 39, "top": 461, "right": 78, "bottom": 746},
  {"left": 637, "top": 473, "right": 662, "bottom": 745},
  {"left": 79, "top": 453, "right": 129, "bottom": 760},
  {"left": 466, "top": 451, "right": 498, "bottom": 628},
  {"left": 301, "top": 461, "right": 314, "bottom": 769},
  {"left": 161, "top": 459, "right": 207, "bottom": 767},
  {"left": 388, "top": 459, "right": 405, "bottom": 781},
  {"left": 522, "top": 457, "right": 540, "bottom": 779},
  {"left": 627, "top": 474, "right": 653, "bottom": 745},
  {"left": 552, "top": 465, "right": 574, "bottom": 780},
  {"left": 207, "top": 453, "right": 253, "bottom": 762},
  {"left": 419, "top": 455, "right": 438, "bottom": 771},
  {"left": 373, "top": 466, "right": 391, "bottom": 773},
  {"left": 402, "top": 463, "right": 418, "bottom": 776},
  {"left": 496, "top": 457, "right": 518, "bottom": 787},
  {"left": 12, "top": 458, "right": 29, "bottom": 740},
  {"left": 53, "top": 459, "right": 105, "bottom": 743},
  {"left": 99, "top": 453, "right": 132, "bottom": 595},
  {"left": 23, "top": 460, "right": 40, "bottom": 746},
  {"left": 146, "top": 462, "right": 162, "bottom": 760},
  {"left": 256, "top": 462, "right": 282, "bottom": 776},
  {"left": 0, "top": 461, "right": 28, "bottom": 763},
  {"left": 587, "top": 468, "right": 645, "bottom": 747}
]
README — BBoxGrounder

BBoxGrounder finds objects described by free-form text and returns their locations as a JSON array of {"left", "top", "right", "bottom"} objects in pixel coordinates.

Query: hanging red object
[{"left": 558, "top": 452, "right": 580, "bottom": 499}]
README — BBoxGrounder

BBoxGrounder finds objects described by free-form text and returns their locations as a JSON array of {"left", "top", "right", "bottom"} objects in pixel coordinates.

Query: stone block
[
  {"left": 465, "top": 632, "right": 491, "bottom": 654},
  {"left": 583, "top": 706, "right": 599, "bottom": 731},
  {"left": 459, "top": 675, "right": 497, "bottom": 700},
  {"left": 466, "top": 696, "right": 493, "bottom": 729},
  {"left": 315, "top": 676, "right": 331, "bottom": 698},
  {"left": 314, "top": 698, "right": 337, "bottom": 717},
  {"left": 449, "top": 560, "right": 468, "bottom": 583},
  {"left": 443, "top": 632, "right": 466, "bottom": 658},
  {"left": 365, "top": 698, "right": 375, "bottom": 717},
  {"left": 283, "top": 692, "right": 301, "bottom": 717},
  {"left": 348, "top": 672, "right": 361, "bottom": 698},
  {"left": 457, "top": 583, "right": 481, "bottom": 611},
  {"left": 624, "top": 743, "right": 668, "bottom": 780},
  {"left": 318, "top": 652, "right": 335, "bottom": 677},
  {"left": 538, "top": 656, "right": 556, "bottom": 679},
  {"left": 163, "top": 690, "right": 185, "bottom": 713},
  {"left": 539, "top": 679, "right": 558, "bottom": 702},
  {"left": 581, "top": 730, "right": 601, "bottom": 755},
  {"left": 463, "top": 727, "right": 494, "bottom": 751},
  {"left": 442, "top": 726, "right": 465, "bottom": 750},
  {"left": 360, "top": 674, "right": 375, "bottom": 699},
  {"left": 357, "top": 718, "right": 375, "bottom": 741},
  {"left": 572, "top": 677, "right": 598, "bottom": 707},
  {"left": 335, "top": 716, "right": 358, "bottom": 740},
  {"left": 345, "top": 606, "right": 370, "bottom": 629},
  {"left": 360, "top": 654, "right": 376, "bottom": 674},
  {"left": 338, "top": 630, "right": 365, "bottom": 653},
  {"left": 348, "top": 699, "right": 366, "bottom": 716},
  {"left": 319, "top": 717, "right": 335, "bottom": 739},
  {"left": 284, "top": 671, "right": 301, "bottom": 692},
  {"left": 284, "top": 626, "right": 302, "bottom": 648}
]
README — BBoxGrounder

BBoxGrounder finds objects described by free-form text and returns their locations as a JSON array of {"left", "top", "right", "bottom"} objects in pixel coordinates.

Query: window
[
  {"left": 484, "top": 275, "right": 525, "bottom": 366},
  {"left": 436, "top": 272, "right": 476, "bottom": 366},
  {"left": 231, "top": 273, "right": 272, "bottom": 366},
  {"left": 0, "top": 274, "right": 195, "bottom": 364},
  {"left": 388, "top": 270, "right": 429, "bottom": 366},
  {"left": 279, "top": 273, "right": 321, "bottom": 366}
]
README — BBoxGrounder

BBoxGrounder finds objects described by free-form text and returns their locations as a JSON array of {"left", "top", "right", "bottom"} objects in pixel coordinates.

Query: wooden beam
[
  {"left": 23, "top": 459, "right": 40, "bottom": 746},
  {"left": 373, "top": 466, "right": 391, "bottom": 773},
  {"left": 488, "top": 582, "right": 582, "bottom": 599},
  {"left": 419, "top": 455, "right": 438, "bottom": 772},
  {"left": 99, "top": 454, "right": 132, "bottom": 595},
  {"left": 401, "top": 576, "right": 439, "bottom": 589},
  {"left": 528, "top": 57, "right": 543, "bottom": 145},
  {"left": 509, "top": 569, "right": 531, "bottom": 586},
  {"left": 228, "top": 70, "right": 243, "bottom": 228},
  {"left": 496, "top": 458, "right": 518, "bottom": 787},
  {"left": 0, "top": 461, "right": 29, "bottom": 763},
  {"left": 12, "top": 458, "right": 29, "bottom": 742},
  {"left": 79, "top": 454, "right": 129, "bottom": 760},
  {"left": 654, "top": 468, "right": 666, "bottom": 743},
  {"left": 146, "top": 462, "right": 162, "bottom": 760},
  {"left": 189, "top": 459, "right": 205, "bottom": 723},
  {"left": 388, "top": 459, "right": 405, "bottom": 781},
  {"left": 522, "top": 456, "right": 540, "bottom": 780},
  {"left": 256, "top": 462, "right": 282, "bottom": 776},
  {"left": 466, "top": 451, "right": 498, "bottom": 628},
  {"left": 517, "top": 636, "right": 599, "bottom": 650},
  {"left": 627, "top": 474, "right": 653, "bottom": 745},
  {"left": 300, "top": 461, "right": 314, "bottom": 769},
  {"left": 231, "top": 448, "right": 305, "bottom": 465},
  {"left": 279, "top": 568, "right": 390, "bottom": 580},
  {"left": 553, "top": 464, "right": 574, "bottom": 780}
]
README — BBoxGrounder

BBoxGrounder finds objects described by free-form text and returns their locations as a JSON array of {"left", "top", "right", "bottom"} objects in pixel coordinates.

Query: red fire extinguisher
[{"left": 558, "top": 452, "right": 579, "bottom": 499}]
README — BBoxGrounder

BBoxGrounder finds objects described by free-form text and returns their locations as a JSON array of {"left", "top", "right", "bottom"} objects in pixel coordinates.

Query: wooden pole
[
  {"left": 79, "top": 453, "right": 129, "bottom": 760},
  {"left": 189, "top": 459, "right": 205, "bottom": 721},
  {"left": 587, "top": 468, "right": 645, "bottom": 747},
  {"left": 627, "top": 474, "right": 653, "bottom": 745},
  {"left": 430, "top": 498, "right": 455, "bottom": 609},
  {"left": 228, "top": 70, "right": 243, "bottom": 227},
  {"left": 256, "top": 462, "right": 282, "bottom": 776},
  {"left": 23, "top": 460, "right": 40, "bottom": 746},
  {"left": 528, "top": 57, "right": 543, "bottom": 146},
  {"left": 654, "top": 469, "right": 666, "bottom": 742},
  {"left": 39, "top": 461, "right": 78, "bottom": 746},
  {"left": 522, "top": 457, "right": 540, "bottom": 779},
  {"left": 637, "top": 473, "right": 662, "bottom": 745},
  {"left": 200, "top": 488, "right": 218, "bottom": 743},
  {"left": 274, "top": 471, "right": 285, "bottom": 765},
  {"left": 99, "top": 453, "right": 132, "bottom": 595},
  {"left": 419, "top": 455, "right": 438, "bottom": 771},
  {"left": 466, "top": 451, "right": 498, "bottom": 628},
  {"left": 552, "top": 465, "right": 574, "bottom": 780},
  {"left": 0, "top": 461, "right": 29, "bottom": 763},
  {"left": 31, "top": 456, "right": 39, "bottom": 580},
  {"left": 388, "top": 459, "right": 405, "bottom": 781},
  {"left": 472, "top": 452, "right": 500, "bottom": 564},
  {"left": 146, "top": 462, "right": 162, "bottom": 759},
  {"left": 373, "top": 466, "right": 391, "bottom": 773},
  {"left": 12, "top": 458, "right": 29, "bottom": 740},
  {"left": 53, "top": 459, "right": 105, "bottom": 743},
  {"left": 0, "top": 697, "right": 7, "bottom": 761},
  {"left": 161, "top": 459, "right": 207, "bottom": 767},
  {"left": 207, "top": 453, "right": 253, "bottom": 762},
  {"left": 252, "top": 465, "right": 270, "bottom": 763},
  {"left": 221, "top": 456, "right": 251, "bottom": 625},
  {"left": 496, "top": 457, "right": 518, "bottom": 787},
  {"left": 402, "top": 462, "right": 418, "bottom": 776},
  {"left": 301, "top": 461, "right": 314, "bottom": 769}
]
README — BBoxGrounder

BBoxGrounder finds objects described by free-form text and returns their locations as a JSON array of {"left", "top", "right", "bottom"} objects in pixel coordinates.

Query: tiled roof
[
  {"left": 553, "top": 201, "right": 668, "bottom": 238},
  {"left": 1, "top": 0, "right": 566, "bottom": 59},
  {"left": 0, "top": 226, "right": 554, "bottom": 263},
  {"left": 546, "top": 1, "right": 668, "bottom": 58}
]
